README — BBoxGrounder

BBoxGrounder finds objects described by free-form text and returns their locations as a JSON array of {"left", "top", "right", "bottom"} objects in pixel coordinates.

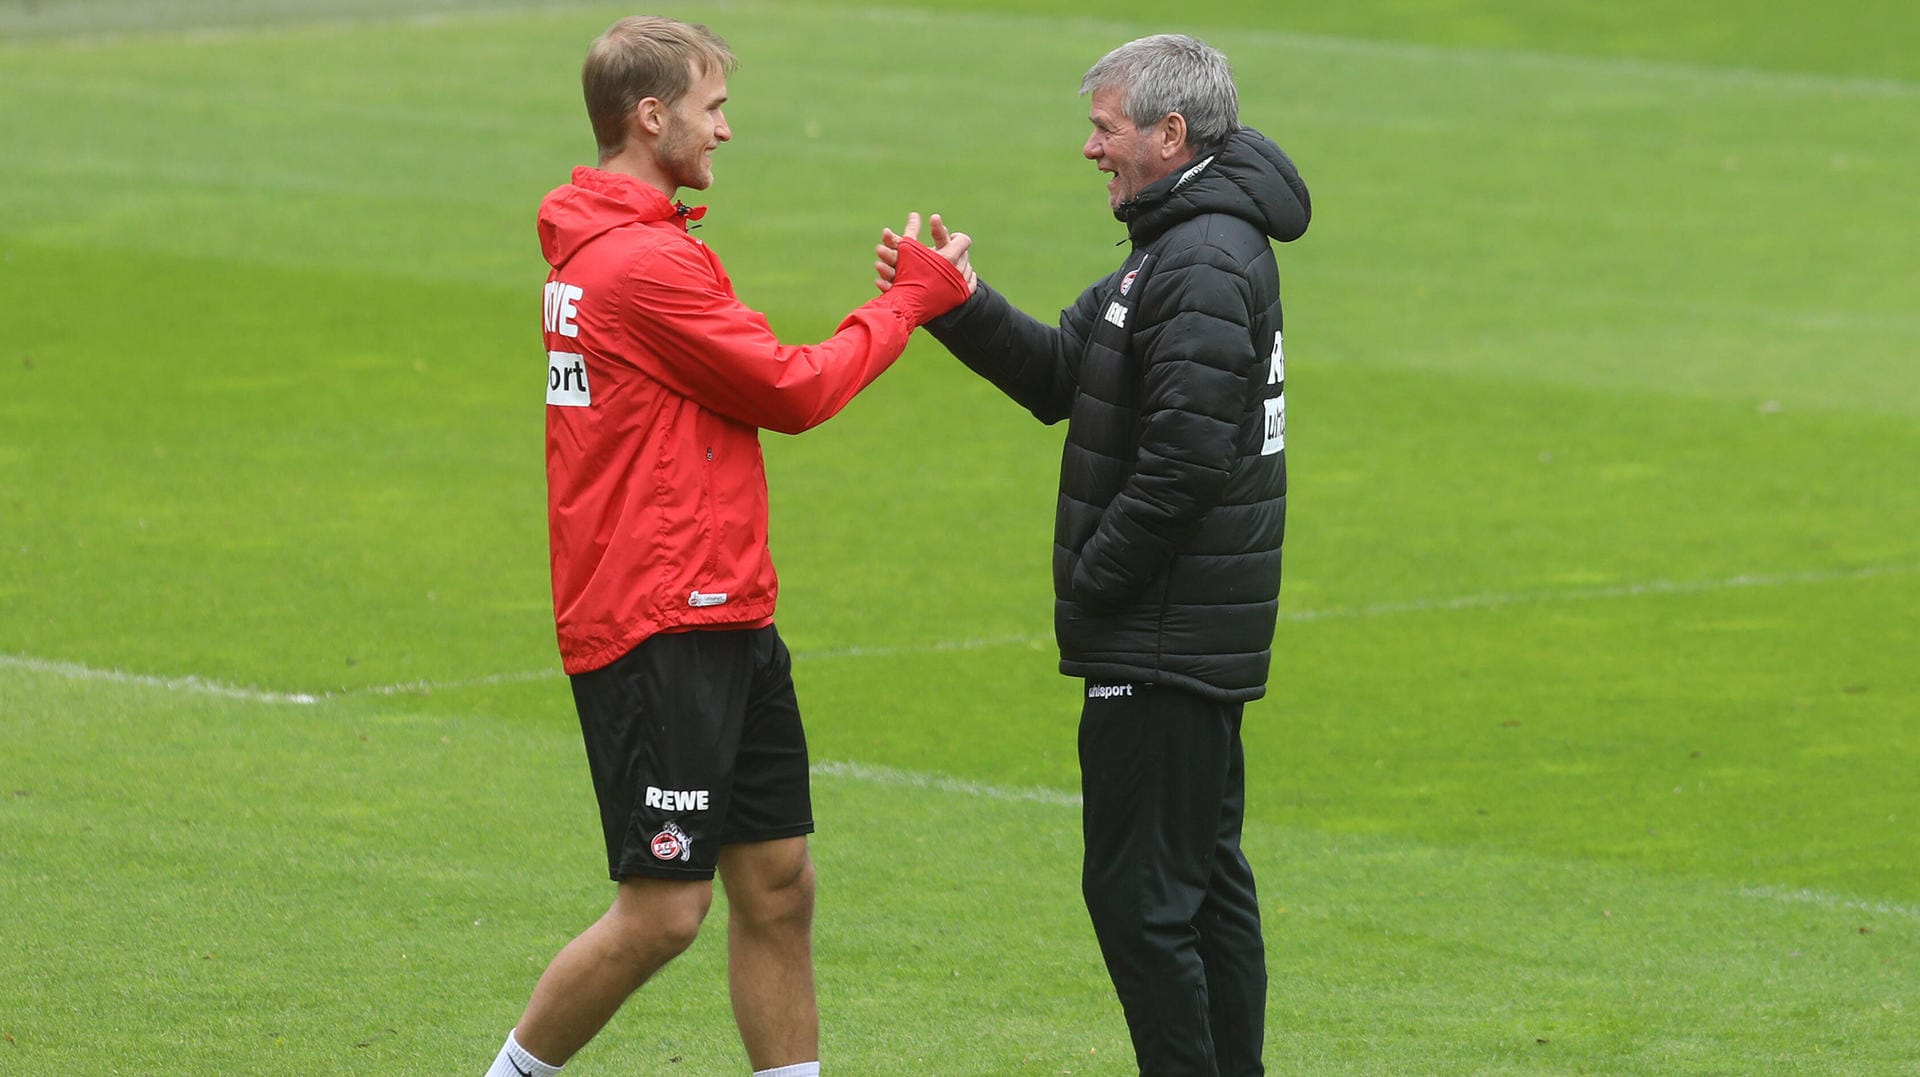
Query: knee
[
  {"left": 731, "top": 853, "right": 816, "bottom": 934},
  {"left": 608, "top": 880, "right": 712, "bottom": 963},
  {"left": 651, "top": 897, "right": 711, "bottom": 956}
]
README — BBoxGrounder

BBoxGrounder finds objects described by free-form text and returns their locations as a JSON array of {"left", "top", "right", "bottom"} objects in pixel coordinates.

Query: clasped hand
[{"left": 875, "top": 212, "right": 977, "bottom": 296}]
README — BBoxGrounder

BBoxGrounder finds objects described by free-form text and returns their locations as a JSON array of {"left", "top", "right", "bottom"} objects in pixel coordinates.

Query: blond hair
[{"left": 582, "top": 16, "right": 736, "bottom": 159}]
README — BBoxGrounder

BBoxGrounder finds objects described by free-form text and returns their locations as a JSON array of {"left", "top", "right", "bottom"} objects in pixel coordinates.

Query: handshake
[{"left": 873, "top": 212, "right": 977, "bottom": 299}]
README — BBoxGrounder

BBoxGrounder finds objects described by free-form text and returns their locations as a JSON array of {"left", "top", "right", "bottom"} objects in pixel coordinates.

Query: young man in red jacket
[{"left": 485, "top": 16, "right": 973, "bottom": 1077}]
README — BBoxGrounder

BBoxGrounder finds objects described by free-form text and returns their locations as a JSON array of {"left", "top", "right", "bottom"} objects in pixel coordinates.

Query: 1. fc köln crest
[{"left": 651, "top": 821, "right": 693, "bottom": 862}]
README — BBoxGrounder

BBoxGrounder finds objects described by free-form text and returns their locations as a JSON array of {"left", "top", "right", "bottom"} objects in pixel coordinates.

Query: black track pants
[{"left": 1079, "top": 681, "right": 1266, "bottom": 1077}]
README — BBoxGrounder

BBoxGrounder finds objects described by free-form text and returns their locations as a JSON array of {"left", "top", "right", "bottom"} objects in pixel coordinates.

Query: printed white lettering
[
  {"left": 1261, "top": 333, "right": 1285, "bottom": 455},
  {"left": 645, "top": 786, "right": 712, "bottom": 812},
  {"left": 1086, "top": 683, "right": 1135, "bottom": 700},
  {"left": 1174, "top": 155, "right": 1216, "bottom": 191},
  {"left": 543, "top": 281, "right": 583, "bottom": 338},
  {"left": 1104, "top": 302, "right": 1129, "bottom": 328}
]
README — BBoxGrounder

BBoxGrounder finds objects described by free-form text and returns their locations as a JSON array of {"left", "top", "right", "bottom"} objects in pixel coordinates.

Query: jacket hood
[
  {"left": 1118, "top": 127, "right": 1310, "bottom": 245},
  {"left": 538, "top": 166, "right": 694, "bottom": 267}
]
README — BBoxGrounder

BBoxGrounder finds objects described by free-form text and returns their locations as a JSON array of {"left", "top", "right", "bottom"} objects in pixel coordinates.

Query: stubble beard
[{"left": 658, "top": 120, "right": 712, "bottom": 192}]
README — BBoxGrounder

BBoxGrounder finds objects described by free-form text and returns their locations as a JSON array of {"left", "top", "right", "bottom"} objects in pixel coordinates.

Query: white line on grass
[
  {"left": 0, "top": 653, "right": 323, "bottom": 706},
  {"left": 346, "top": 669, "right": 557, "bottom": 696},
  {"left": 811, "top": 758, "right": 1081, "bottom": 808},
  {"left": 306, "top": 635, "right": 1046, "bottom": 696},
  {"left": 811, "top": 759, "right": 1920, "bottom": 922},
  {"left": 6, "top": 648, "right": 1910, "bottom": 924},
  {"left": 1274, "top": 562, "right": 1920, "bottom": 623},
  {"left": 1735, "top": 886, "right": 1920, "bottom": 923},
  {"left": 5, "top": 562, "right": 1913, "bottom": 704},
  {"left": 787, "top": 633, "right": 1044, "bottom": 662}
]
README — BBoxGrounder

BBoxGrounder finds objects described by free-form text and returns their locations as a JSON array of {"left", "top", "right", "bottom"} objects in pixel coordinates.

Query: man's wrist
[{"left": 892, "top": 241, "right": 970, "bottom": 321}]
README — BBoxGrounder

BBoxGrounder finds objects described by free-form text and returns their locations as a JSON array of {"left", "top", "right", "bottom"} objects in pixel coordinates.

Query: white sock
[
  {"left": 753, "top": 1065, "right": 820, "bottom": 1077},
  {"left": 485, "top": 1029, "right": 563, "bottom": 1077}
]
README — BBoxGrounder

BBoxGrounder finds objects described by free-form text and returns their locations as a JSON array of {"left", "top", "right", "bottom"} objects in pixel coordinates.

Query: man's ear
[
  {"left": 1159, "top": 111, "right": 1190, "bottom": 161},
  {"left": 632, "top": 95, "right": 668, "bottom": 139}
]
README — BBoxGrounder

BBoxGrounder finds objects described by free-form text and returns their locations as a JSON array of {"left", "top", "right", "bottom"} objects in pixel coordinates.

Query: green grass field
[{"left": 3, "top": 1, "right": 1917, "bottom": 1072}]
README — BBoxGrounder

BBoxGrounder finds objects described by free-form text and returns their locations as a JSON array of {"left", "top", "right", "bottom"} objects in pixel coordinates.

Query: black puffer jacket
[{"left": 929, "top": 127, "right": 1310, "bottom": 701}]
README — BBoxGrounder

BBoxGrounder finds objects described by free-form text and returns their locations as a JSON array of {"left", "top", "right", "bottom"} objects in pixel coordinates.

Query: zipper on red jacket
[{"left": 692, "top": 443, "right": 724, "bottom": 600}]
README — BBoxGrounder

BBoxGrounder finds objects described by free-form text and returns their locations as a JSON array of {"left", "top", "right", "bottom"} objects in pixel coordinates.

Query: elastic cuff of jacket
[{"left": 892, "top": 240, "right": 969, "bottom": 321}]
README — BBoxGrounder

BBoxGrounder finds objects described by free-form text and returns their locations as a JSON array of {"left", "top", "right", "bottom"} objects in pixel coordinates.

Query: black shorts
[{"left": 569, "top": 624, "right": 813, "bottom": 881}]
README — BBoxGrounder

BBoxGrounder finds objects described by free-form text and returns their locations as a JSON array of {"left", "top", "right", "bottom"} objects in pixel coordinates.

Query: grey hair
[{"left": 1079, "top": 34, "right": 1239, "bottom": 151}]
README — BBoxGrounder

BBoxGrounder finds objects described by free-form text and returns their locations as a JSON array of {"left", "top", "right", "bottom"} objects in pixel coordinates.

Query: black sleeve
[{"left": 924, "top": 277, "right": 1108, "bottom": 425}]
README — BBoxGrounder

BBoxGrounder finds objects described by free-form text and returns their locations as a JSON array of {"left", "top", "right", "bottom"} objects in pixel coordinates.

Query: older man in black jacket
[{"left": 878, "top": 32, "right": 1310, "bottom": 1077}]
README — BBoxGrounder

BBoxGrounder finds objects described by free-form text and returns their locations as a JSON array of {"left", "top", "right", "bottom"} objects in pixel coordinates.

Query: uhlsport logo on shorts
[
  {"left": 650, "top": 821, "right": 694, "bottom": 863},
  {"left": 1087, "top": 683, "right": 1136, "bottom": 700}
]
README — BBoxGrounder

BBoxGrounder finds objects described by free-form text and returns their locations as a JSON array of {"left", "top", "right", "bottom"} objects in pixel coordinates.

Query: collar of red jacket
[
  {"left": 540, "top": 167, "right": 712, "bottom": 268},
  {"left": 567, "top": 166, "right": 706, "bottom": 227}
]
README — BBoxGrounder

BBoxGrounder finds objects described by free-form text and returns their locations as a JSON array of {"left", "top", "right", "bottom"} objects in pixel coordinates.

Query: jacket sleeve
[
  {"left": 1070, "top": 246, "right": 1258, "bottom": 611},
  {"left": 924, "top": 277, "right": 1108, "bottom": 425},
  {"left": 626, "top": 239, "right": 966, "bottom": 435}
]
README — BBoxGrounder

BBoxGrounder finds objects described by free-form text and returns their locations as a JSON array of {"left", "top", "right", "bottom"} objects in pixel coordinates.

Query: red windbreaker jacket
[{"left": 537, "top": 167, "right": 964, "bottom": 673}]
